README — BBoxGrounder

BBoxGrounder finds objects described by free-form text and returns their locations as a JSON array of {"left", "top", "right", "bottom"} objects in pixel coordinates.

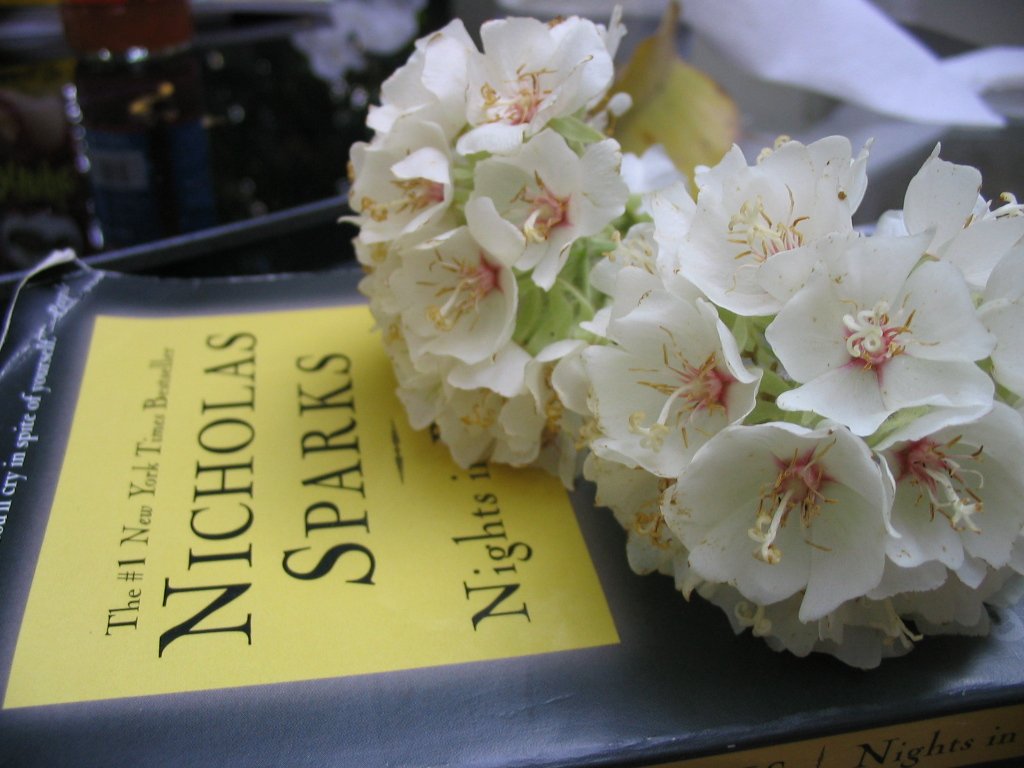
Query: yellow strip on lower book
[
  {"left": 659, "top": 702, "right": 1024, "bottom": 768},
  {"left": 4, "top": 304, "right": 618, "bottom": 708}
]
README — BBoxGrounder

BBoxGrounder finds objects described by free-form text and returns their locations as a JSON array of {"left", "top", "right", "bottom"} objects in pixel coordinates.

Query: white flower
[
  {"left": 446, "top": 342, "right": 531, "bottom": 397},
  {"left": 434, "top": 348, "right": 567, "bottom": 471},
  {"left": 878, "top": 402, "right": 1024, "bottom": 574},
  {"left": 465, "top": 129, "right": 628, "bottom": 289},
  {"left": 437, "top": 343, "right": 582, "bottom": 471},
  {"left": 584, "top": 452, "right": 682, "bottom": 577},
  {"left": 655, "top": 136, "right": 869, "bottom": 316},
  {"left": 766, "top": 233, "right": 996, "bottom": 436},
  {"left": 867, "top": 559, "right": 948, "bottom": 601},
  {"left": 435, "top": 385, "right": 508, "bottom": 467},
  {"left": 355, "top": 238, "right": 400, "bottom": 318},
  {"left": 532, "top": 342, "right": 591, "bottom": 486},
  {"left": 389, "top": 227, "right": 517, "bottom": 366},
  {"left": 698, "top": 585, "right": 921, "bottom": 668},
  {"left": 456, "top": 15, "right": 616, "bottom": 156},
  {"left": 356, "top": 225, "right": 452, "bottom": 318},
  {"left": 548, "top": 339, "right": 591, "bottom": 418},
  {"left": 513, "top": 341, "right": 587, "bottom": 481},
  {"left": 645, "top": 181, "right": 705, "bottom": 301},
  {"left": 587, "top": 224, "right": 665, "bottom": 331},
  {"left": 348, "top": 118, "right": 454, "bottom": 244},
  {"left": 884, "top": 146, "right": 1024, "bottom": 290},
  {"left": 366, "top": 18, "right": 476, "bottom": 141},
  {"left": 493, "top": 391, "right": 549, "bottom": 467},
  {"left": 979, "top": 244, "right": 1024, "bottom": 397},
  {"left": 663, "top": 422, "right": 896, "bottom": 621},
  {"left": 621, "top": 145, "right": 687, "bottom": 199},
  {"left": 584, "top": 288, "right": 761, "bottom": 478},
  {"left": 598, "top": 4, "right": 627, "bottom": 61},
  {"left": 892, "top": 567, "right": 1018, "bottom": 633},
  {"left": 376, "top": 320, "right": 451, "bottom": 431}
]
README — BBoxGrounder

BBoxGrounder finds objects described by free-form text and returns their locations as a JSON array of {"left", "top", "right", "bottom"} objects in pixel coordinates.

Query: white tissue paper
[{"left": 498, "top": 0, "right": 1024, "bottom": 128}]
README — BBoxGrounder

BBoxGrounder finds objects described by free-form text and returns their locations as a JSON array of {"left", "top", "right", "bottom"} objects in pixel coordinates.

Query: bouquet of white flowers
[
  {"left": 582, "top": 137, "right": 1024, "bottom": 668},
  {"left": 347, "top": 10, "right": 1024, "bottom": 668},
  {"left": 347, "top": 10, "right": 644, "bottom": 487}
]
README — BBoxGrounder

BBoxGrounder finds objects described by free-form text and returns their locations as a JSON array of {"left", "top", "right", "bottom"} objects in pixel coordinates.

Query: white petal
[
  {"left": 493, "top": 394, "right": 544, "bottom": 465},
  {"left": 700, "top": 299, "right": 762, "bottom": 386},
  {"left": 874, "top": 403, "right": 992, "bottom": 449},
  {"left": 821, "top": 232, "right": 927, "bottom": 310},
  {"left": 981, "top": 241, "right": 1024, "bottom": 304},
  {"left": 446, "top": 343, "right": 530, "bottom": 396},
  {"left": 669, "top": 437, "right": 810, "bottom": 605},
  {"left": 649, "top": 181, "right": 695, "bottom": 240},
  {"left": 756, "top": 241, "right": 824, "bottom": 305},
  {"left": 874, "top": 209, "right": 909, "bottom": 237},
  {"left": 886, "top": 478, "right": 965, "bottom": 570},
  {"left": 621, "top": 145, "right": 687, "bottom": 196},
  {"left": 778, "top": 367, "right": 890, "bottom": 437},
  {"left": 982, "top": 300, "right": 1024, "bottom": 397},
  {"left": 879, "top": 356, "right": 994, "bottom": 415},
  {"left": 464, "top": 197, "right": 525, "bottom": 265},
  {"left": 904, "top": 146, "right": 982, "bottom": 251},
  {"left": 456, "top": 122, "right": 526, "bottom": 156},
  {"left": 980, "top": 245, "right": 1024, "bottom": 396},
  {"left": 549, "top": 345, "right": 590, "bottom": 416},
  {"left": 578, "top": 139, "right": 629, "bottom": 224},
  {"left": 801, "top": 484, "right": 888, "bottom": 621},
  {"left": 765, "top": 266, "right": 849, "bottom": 383},
  {"left": 954, "top": 554, "right": 988, "bottom": 589},
  {"left": 391, "top": 145, "right": 450, "bottom": 185},
  {"left": 867, "top": 560, "right": 948, "bottom": 600},
  {"left": 960, "top": 469, "right": 1021, "bottom": 567},
  {"left": 898, "top": 260, "right": 994, "bottom": 362},
  {"left": 941, "top": 215, "right": 1024, "bottom": 290}
]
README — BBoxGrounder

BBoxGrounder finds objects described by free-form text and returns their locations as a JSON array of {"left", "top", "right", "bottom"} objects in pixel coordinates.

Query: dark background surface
[{"left": 1, "top": 0, "right": 1021, "bottom": 296}]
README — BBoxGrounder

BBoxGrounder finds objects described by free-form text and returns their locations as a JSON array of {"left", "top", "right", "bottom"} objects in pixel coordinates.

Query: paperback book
[{"left": 0, "top": 263, "right": 1021, "bottom": 767}]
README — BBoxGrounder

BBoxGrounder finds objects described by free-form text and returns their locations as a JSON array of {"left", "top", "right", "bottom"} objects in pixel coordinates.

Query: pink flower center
[
  {"left": 843, "top": 300, "right": 912, "bottom": 369},
  {"left": 482, "top": 70, "right": 551, "bottom": 126},
  {"left": 363, "top": 178, "right": 445, "bottom": 223},
  {"left": 749, "top": 444, "right": 835, "bottom": 564},
  {"left": 772, "top": 448, "right": 832, "bottom": 515},
  {"left": 516, "top": 175, "right": 570, "bottom": 243},
  {"left": 630, "top": 353, "right": 736, "bottom": 453},
  {"left": 396, "top": 178, "right": 445, "bottom": 211},
  {"left": 728, "top": 195, "right": 808, "bottom": 263},
  {"left": 892, "top": 437, "right": 984, "bottom": 532},
  {"left": 675, "top": 355, "right": 734, "bottom": 414},
  {"left": 470, "top": 255, "right": 501, "bottom": 299},
  {"left": 427, "top": 253, "right": 503, "bottom": 332}
]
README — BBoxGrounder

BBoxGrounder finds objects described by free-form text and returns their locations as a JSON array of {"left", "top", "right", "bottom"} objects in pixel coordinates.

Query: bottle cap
[{"left": 60, "top": 0, "right": 194, "bottom": 59}]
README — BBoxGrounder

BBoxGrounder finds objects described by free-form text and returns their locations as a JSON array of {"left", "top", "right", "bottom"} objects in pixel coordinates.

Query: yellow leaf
[{"left": 610, "top": 2, "right": 738, "bottom": 186}]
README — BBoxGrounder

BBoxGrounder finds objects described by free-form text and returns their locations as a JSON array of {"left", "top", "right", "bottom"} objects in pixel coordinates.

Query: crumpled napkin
[
  {"left": 679, "top": 0, "right": 1024, "bottom": 127},
  {"left": 497, "top": 0, "right": 1024, "bottom": 127}
]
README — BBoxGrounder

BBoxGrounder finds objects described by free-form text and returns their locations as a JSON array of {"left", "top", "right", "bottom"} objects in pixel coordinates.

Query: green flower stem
[
  {"left": 513, "top": 232, "right": 618, "bottom": 355},
  {"left": 555, "top": 274, "right": 596, "bottom": 319}
]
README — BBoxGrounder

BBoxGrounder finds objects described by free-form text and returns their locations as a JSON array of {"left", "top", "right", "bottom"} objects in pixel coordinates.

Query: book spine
[{"left": 657, "top": 702, "right": 1024, "bottom": 768}]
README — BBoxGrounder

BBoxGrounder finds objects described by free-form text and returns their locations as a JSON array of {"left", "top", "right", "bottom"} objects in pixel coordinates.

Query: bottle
[
  {"left": 0, "top": 42, "right": 97, "bottom": 271},
  {"left": 60, "top": 0, "right": 217, "bottom": 249}
]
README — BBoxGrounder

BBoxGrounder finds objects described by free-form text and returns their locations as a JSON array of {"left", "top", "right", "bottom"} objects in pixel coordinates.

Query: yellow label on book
[{"left": 4, "top": 305, "right": 618, "bottom": 708}]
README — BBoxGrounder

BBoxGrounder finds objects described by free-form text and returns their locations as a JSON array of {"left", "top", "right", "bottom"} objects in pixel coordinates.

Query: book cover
[{"left": 0, "top": 263, "right": 1021, "bottom": 768}]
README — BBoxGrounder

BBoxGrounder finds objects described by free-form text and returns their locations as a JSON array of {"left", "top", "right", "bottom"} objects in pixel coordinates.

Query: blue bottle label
[{"left": 86, "top": 119, "right": 216, "bottom": 247}]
